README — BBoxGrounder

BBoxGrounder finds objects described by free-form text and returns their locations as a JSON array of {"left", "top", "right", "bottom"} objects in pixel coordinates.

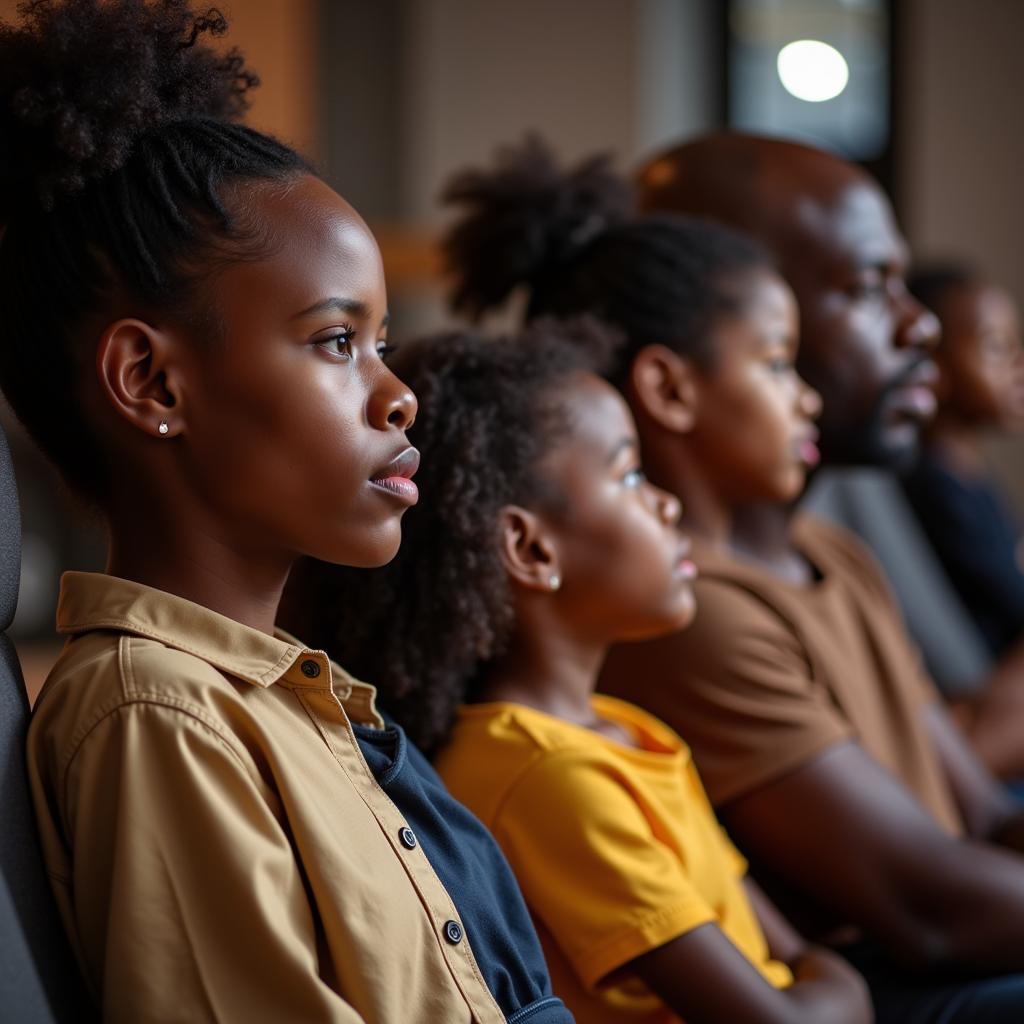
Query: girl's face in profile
[
  {"left": 688, "top": 267, "right": 822, "bottom": 504},
  {"left": 935, "top": 282, "right": 1024, "bottom": 431},
  {"left": 172, "top": 174, "right": 419, "bottom": 569},
  {"left": 537, "top": 372, "right": 697, "bottom": 644}
]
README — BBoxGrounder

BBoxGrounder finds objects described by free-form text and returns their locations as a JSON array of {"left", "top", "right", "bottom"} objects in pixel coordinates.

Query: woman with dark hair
[{"left": 0, "top": 6, "right": 569, "bottom": 1021}]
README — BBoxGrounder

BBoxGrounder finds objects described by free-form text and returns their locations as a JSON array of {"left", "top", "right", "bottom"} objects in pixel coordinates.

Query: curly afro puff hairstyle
[
  {"left": 442, "top": 135, "right": 774, "bottom": 384},
  {"left": 0, "top": 0, "right": 307, "bottom": 503},
  {"left": 285, "top": 316, "right": 620, "bottom": 756}
]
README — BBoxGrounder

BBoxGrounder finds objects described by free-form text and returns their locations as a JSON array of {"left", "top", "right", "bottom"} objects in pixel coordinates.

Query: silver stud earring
[
  {"left": 548, "top": 574, "right": 561, "bottom": 592},
  {"left": 158, "top": 421, "right": 169, "bottom": 435}
]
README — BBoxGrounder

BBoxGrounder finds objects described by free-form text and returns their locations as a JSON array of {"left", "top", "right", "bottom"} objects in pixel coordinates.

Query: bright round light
[{"left": 777, "top": 40, "right": 849, "bottom": 103}]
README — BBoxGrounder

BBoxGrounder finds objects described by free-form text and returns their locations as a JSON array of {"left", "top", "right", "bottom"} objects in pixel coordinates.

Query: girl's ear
[
  {"left": 628, "top": 344, "right": 700, "bottom": 435},
  {"left": 497, "top": 505, "right": 563, "bottom": 593},
  {"left": 95, "top": 319, "right": 187, "bottom": 439}
]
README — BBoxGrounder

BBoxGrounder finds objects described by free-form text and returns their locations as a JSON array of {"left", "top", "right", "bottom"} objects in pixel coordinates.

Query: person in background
[
  {"left": 289, "top": 314, "right": 871, "bottom": 1024},
  {"left": 902, "top": 265, "right": 1024, "bottom": 658},
  {"left": 433, "top": 134, "right": 1024, "bottom": 1023},
  {"left": 601, "top": 131, "right": 1024, "bottom": 1021},
  {"left": 896, "top": 266, "right": 1024, "bottom": 779}
]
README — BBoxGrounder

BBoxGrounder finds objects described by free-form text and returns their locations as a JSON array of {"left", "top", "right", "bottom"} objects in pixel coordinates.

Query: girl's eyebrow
[
  {"left": 291, "top": 296, "right": 371, "bottom": 321},
  {"left": 606, "top": 437, "right": 638, "bottom": 465}
]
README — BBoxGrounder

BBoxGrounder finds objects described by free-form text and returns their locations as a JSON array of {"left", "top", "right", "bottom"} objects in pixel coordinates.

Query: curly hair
[
  {"left": 284, "top": 316, "right": 620, "bottom": 755},
  {"left": 0, "top": 0, "right": 306, "bottom": 502},
  {"left": 442, "top": 136, "right": 773, "bottom": 383}
]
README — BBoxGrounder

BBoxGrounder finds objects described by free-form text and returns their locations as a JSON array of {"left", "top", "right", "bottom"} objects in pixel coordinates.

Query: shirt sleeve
[
  {"left": 662, "top": 577, "right": 852, "bottom": 806},
  {"left": 811, "top": 519, "right": 949, "bottom": 709},
  {"left": 492, "top": 748, "right": 724, "bottom": 991},
  {"left": 913, "top": 472, "right": 1024, "bottom": 653},
  {"left": 61, "top": 699, "right": 367, "bottom": 1024}
]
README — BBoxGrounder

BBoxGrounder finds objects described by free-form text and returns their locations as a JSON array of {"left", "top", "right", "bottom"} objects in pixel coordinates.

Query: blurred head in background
[
  {"left": 637, "top": 132, "right": 941, "bottom": 470},
  {"left": 908, "top": 265, "right": 1024, "bottom": 436}
]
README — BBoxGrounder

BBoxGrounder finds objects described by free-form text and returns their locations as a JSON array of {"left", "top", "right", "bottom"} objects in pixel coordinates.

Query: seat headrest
[{"left": 0, "top": 422, "right": 21, "bottom": 632}]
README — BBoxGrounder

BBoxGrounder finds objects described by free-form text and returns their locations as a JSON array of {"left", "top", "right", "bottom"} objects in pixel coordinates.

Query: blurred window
[{"left": 727, "top": 0, "right": 891, "bottom": 162}]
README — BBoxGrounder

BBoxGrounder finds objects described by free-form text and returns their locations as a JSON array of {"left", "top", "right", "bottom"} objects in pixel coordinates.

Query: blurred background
[{"left": 2, "top": 0, "right": 1022, "bottom": 687}]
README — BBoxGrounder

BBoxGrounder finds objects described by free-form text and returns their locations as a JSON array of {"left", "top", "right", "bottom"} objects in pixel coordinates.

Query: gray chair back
[{"left": 0, "top": 421, "right": 87, "bottom": 1021}]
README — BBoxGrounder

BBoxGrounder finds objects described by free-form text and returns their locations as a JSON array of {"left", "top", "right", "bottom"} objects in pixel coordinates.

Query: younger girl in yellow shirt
[{"left": 294, "top": 306, "right": 870, "bottom": 1023}]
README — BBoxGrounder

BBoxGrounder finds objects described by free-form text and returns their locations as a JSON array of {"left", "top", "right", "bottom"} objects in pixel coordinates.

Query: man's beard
[{"left": 817, "top": 354, "right": 933, "bottom": 472}]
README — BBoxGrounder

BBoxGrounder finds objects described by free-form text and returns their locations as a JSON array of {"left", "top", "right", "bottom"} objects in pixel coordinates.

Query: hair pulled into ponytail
[
  {"left": 442, "top": 135, "right": 776, "bottom": 385},
  {"left": 0, "top": 0, "right": 307, "bottom": 503},
  {"left": 442, "top": 134, "right": 633, "bottom": 321},
  {"left": 0, "top": 0, "right": 258, "bottom": 216}
]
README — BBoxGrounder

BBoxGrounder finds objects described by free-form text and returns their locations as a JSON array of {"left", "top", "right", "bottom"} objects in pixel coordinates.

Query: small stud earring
[
  {"left": 549, "top": 574, "right": 561, "bottom": 592},
  {"left": 158, "top": 421, "right": 169, "bottom": 435}
]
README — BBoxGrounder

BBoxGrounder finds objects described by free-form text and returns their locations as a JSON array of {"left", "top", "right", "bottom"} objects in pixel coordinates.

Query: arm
[
  {"left": 721, "top": 740, "right": 1024, "bottom": 972},
  {"left": 954, "top": 635, "right": 1024, "bottom": 780},
  {"left": 628, "top": 914, "right": 871, "bottom": 1024},
  {"left": 922, "top": 699, "right": 1024, "bottom": 850},
  {"left": 494, "top": 748, "right": 869, "bottom": 1023},
  {"left": 66, "top": 702, "right": 366, "bottom": 1023}
]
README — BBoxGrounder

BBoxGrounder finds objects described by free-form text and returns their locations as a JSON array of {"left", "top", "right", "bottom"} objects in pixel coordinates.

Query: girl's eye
[
  {"left": 623, "top": 468, "right": 646, "bottom": 489},
  {"left": 377, "top": 341, "right": 399, "bottom": 360},
  {"left": 768, "top": 356, "right": 794, "bottom": 373},
  {"left": 849, "top": 276, "right": 887, "bottom": 301},
  {"left": 317, "top": 328, "right": 356, "bottom": 358}
]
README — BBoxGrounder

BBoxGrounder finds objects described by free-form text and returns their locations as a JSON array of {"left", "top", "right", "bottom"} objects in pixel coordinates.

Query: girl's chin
[{"left": 624, "top": 595, "right": 698, "bottom": 643}]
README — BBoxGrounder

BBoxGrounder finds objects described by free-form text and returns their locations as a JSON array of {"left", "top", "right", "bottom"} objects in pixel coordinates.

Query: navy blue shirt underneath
[
  {"left": 902, "top": 451, "right": 1024, "bottom": 656},
  {"left": 353, "top": 717, "right": 572, "bottom": 1024}
]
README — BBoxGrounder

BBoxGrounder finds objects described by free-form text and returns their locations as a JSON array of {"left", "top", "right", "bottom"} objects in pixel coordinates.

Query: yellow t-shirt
[{"left": 436, "top": 695, "right": 792, "bottom": 1023}]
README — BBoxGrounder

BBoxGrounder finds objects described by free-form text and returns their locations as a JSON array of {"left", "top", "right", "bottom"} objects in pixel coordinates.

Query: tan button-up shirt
[{"left": 27, "top": 572, "right": 507, "bottom": 1023}]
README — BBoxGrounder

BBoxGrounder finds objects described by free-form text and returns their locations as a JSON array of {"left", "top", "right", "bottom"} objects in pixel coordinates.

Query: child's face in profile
[
  {"left": 936, "top": 282, "right": 1024, "bottom": 431},
  {"left": 172, "top": 174, "right": 419, "bottom": 569},
  {"left": 688, "top": 267, "right": 822, "bottom": 503},
  {"left": 537, "top": 372, "right": 697, "bottom": 643}
]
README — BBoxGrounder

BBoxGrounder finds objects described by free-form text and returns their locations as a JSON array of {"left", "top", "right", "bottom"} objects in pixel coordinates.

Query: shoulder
[
  {"left": 439, "top": 705, "right": 635, "bottom": 822},
  {"left": 29, "top": 632, "right": 255, "bottom": 784},
  {"left": 448, "top": 702, "right": 606, "bottom": 758},
  {"left": 795, "top": 513, "right": 898, "bottom": 603}
]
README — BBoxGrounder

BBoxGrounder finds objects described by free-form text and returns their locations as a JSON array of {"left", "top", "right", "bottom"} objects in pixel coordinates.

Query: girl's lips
[
  {"left": 798, "top": 438, "right": 821, "bottom": 467},
  {"left": 674, "top": 537, "right": 697, "bottom": 580},
  {"left": 369, "top": 476, "right": 419, "bottom": 504},
  {"left": 888, "top": 384, "right": 938, "bottom": 422},
  {"left": 676, "top": 558, "right": 698, "bottom": 581},
  {"left": 370, "top": 446, "right": 420, "bottom": 504}
]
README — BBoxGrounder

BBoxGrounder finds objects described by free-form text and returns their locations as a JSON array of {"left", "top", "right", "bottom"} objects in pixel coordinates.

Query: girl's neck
[
  {"left": 478, "top": 614, "right": 623, "bottom": 736},
  {"left": 729, "top": 501, "right": 814, "bottom": 585},
  {"left": 645, "top": 444, "right": 811, "bottom": 583},
  {"left": 641, "top": 442, "right": 733, "bottom": 546},
  {"left": 105, "top": 494, "right": 291, "bottom": 635},
  {"left": 925, "top": 417, "right": 988, "bottom": 477}
]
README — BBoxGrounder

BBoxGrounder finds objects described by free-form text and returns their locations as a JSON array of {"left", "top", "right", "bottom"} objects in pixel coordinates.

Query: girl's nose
[
  {"left": 655, "top": 486, "right": 682, "bottom": 527},
  {"left": 800, "top": 379, "right": 823, "bottom": 420},
  {"left": 370, "top": 372, "right": 417, "bottom": 431}
]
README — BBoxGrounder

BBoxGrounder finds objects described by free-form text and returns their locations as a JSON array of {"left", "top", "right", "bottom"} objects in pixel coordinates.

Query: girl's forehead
[
  {"left": 556, "top": 373, "right": 636, "bottom": 445},
  {"left": 216, "top": 176, "right": 386, "bottom": 323}
]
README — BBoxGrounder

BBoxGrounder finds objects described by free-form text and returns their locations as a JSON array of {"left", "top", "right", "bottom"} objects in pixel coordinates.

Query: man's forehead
[
  {"left": 639, "top": 134, "right": 908, "bottom": 272},
  {"left": 782, "top": 179, "right": 908, "bottom": 271}
]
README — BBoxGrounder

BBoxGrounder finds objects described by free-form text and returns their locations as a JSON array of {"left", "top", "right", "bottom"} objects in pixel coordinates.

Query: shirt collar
[{"left": 55, "top": 571, "right": 383, "bottom": 724}]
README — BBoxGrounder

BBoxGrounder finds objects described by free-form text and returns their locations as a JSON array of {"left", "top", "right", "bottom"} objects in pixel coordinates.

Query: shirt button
[
  {"left": 299, "top": 659, "right": 321, "bottom": 678},
  {"left": 399, "top": 826, "right": 417, "bottom": 850},
  {"left": 444, "top": 920, "right": 463, "bottom": 945}
]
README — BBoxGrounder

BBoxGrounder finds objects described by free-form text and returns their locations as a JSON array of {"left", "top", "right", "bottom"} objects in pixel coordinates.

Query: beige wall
[
  {"left": 220, "top": 0, "right": 321, "bottom": 160},
  {"left": 399, "top": 0, "right": 643, "bottom": 226},
  {"left": 898, "top": 0, "right": 1024, "bottom": 505},
  {"left": 0, "top": 0, "right": 321, "bottom": 159},
  {"left": 899, "top": 0, "right": 1024, "bottom": 302}
]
